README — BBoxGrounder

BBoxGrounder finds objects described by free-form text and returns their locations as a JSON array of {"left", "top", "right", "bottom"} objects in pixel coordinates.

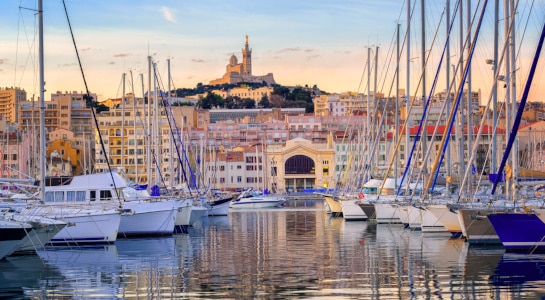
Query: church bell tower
[{"left": 242, "top": 35, "right": 252, "bottom": 75}]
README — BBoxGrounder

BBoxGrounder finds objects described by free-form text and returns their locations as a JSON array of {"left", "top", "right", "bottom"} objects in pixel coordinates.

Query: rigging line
[
  {"left": 373, "top": 0, "right": 450, "bottom": 199},
  {"left": 61, "top": 0, "right": 120, "bottom": 200},
  {"left": 428, "top": 0, "right": 488, "bottom": 194},
  {"left": 514, "top": 0, "right": 535, "bottom": 89},
  {"left": 491, "top": 16, "right": 545, "bottom": 195},
  {"left": 15, "top": 3, "right": 23, "bottom": 88},
  {"left": 398, "top": 4, "right": 452, "bottom": 196},
  {"left": 355, "top": 59, "right": 369, "bottom": 94},
  {"left": 377, "top": 26, "right": 398, "bottom": 93},
  {"left": 458, "top": 1, "right": 522, "bottom": 202},
  {"left": 378, "top": 0, "right": 417, "bottom": 96},
  {"left": 358, "top": 7, "right": 416, "bottom": 186},
  {"left": 153, "top": 67, "right": 195, "bottom": 193}
]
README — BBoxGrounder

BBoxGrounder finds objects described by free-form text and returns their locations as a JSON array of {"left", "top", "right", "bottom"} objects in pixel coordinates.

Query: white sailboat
[
  {"left": 229, "top": 188, "right": 286, "bottom": 209},
  {"left": 0, "top": 219, "right": 33, "bottom": 260}
]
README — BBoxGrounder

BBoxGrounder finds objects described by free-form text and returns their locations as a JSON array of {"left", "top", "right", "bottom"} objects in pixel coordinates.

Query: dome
[{"left": 229, "top": 54, "right": 238, "bottom": 65}]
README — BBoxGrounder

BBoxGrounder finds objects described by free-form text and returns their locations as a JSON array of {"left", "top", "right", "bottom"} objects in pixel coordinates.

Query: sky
[{"left": 0, "top": 0, "right": 544, "bottom": 102}]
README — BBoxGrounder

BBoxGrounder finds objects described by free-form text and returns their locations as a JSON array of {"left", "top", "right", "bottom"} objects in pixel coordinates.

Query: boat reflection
[
  {"left": 0, "top": 254, "right": 61, "bottom": 298},
  {"left": 492, "top": 252, "right": 545, "bottom": 286}
]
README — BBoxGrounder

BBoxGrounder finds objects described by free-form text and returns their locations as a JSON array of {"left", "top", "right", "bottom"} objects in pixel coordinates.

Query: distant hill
[{"left": 175, "top": 82, "right": 325, "bottom": 113}]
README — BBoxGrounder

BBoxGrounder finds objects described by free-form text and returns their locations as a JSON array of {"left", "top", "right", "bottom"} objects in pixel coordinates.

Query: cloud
[
  {"left": 162, "top": 7, "right": 176, "bottom": 23},
  {"left": 58, "top": 63, "right": 77, "bottom": 68},
  {"left": 0, "top": 59, "right": 6, "bottom": 64},
  {"left": 109, "top": 61, "right": 115, "bottom": 65},
  {"left": 191, "top": 59, "right": 206, "bottom": 63},
  {"left": 113, "top": 53, "right": 130, "bottom": 58},
  {"left": 277, "top": 47, "right": 301, "bottom": 54},
  {"left": 304, "top": 49, "right": 314, "bottom": 53}
]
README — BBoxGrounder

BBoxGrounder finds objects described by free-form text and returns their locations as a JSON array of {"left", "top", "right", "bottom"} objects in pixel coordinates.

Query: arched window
[{"left": 285, "top": 155, "right": 314, "bottom": 174}]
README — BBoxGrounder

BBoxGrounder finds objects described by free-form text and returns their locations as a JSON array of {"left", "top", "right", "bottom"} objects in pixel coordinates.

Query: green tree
[
  {"left": 241, "top": 98, "right": 256, "bottom": 109},
  {"left": 196, "top": 92, "right": 224, "bottom": 109},
  {"left": 258, "top": 95, "right": 271, "bottom": 108}
]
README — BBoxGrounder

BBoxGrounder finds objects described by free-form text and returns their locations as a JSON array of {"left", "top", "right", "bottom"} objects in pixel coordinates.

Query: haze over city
[{"left": 0, "top": 0, "right": 544, "bottom": 102}]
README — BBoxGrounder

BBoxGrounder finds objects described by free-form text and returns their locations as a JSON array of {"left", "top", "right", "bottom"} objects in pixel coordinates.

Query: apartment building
[{"left": 18, "top": 91, "right": 96, "bottom": 140}]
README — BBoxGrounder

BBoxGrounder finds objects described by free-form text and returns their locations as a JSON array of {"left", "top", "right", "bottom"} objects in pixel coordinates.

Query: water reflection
[
  {"left": 491, "top": 252, "right": 545, "bottom": 298},
  {"left": 2, "top": 201, "right": 545, "bottom": 298}
]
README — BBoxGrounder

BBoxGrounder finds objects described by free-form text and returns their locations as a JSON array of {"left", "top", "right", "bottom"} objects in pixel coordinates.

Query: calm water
[{"left": 1, "top": 200, "right": 545, "bottom": 299}]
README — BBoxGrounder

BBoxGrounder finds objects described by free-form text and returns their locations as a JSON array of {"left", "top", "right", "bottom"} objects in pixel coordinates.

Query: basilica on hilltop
[{"left": 209, "top": 35, "right": 276, "bottom": 86}]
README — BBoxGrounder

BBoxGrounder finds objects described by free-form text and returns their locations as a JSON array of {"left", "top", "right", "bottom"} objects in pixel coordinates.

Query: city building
[
  {"left": 18, "top": 91, "right": 96, "bottom": 140},
  {"left": 0, "top": 87, "right": 26, "bottom": 123},
  {"left": 211, "top": 86, "right": 273, "bottom": 104}
]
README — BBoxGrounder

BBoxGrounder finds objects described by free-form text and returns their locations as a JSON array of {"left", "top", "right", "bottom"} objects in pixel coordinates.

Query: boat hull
[
  {"left": 189, "top": 206, "right": 209, "bottom": 225},
  {"left": 50, "top": 211, "right": 121, "bottom": 245},
  {"left": 229, "top": 200, "right": 284, "bottom": 209},
  {"left": 0, "top": 221, "right": 32, "bottom": 259},
  {"left": 16, "top": 220, "right": 67, "bottom": 252},
  {"left": 323, "top": 196, "right": 343, "bottom": 215},
  {"left": 118, "top": 200, "right": 177, "bottom": 237},
  {"left": 357, "top": 202, "right": 376, "bottom": 221},
  {"left": 374, "top": 202, "right": 402, "bottom": 224},
  {"left": 208, "top": 197, "right": 233, "bottom": 216},
  {"left": 488, "top": 212, "right": 545, "bottom": 250},
  {"left": 341, "top": 199, "right": 367, "bottom": 220},
  {"left": 175, "top": 199, "right": 193, "bottom": 233},
  {"left": 426, "top": 205, "right": 462, "bottom": 235},
  {"left": 458, "top": 208, "right": 500, "bottom": 245}
]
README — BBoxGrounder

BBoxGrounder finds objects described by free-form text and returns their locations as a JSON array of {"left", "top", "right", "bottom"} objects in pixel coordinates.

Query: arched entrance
[{"left": 284, "top": 155, "right": 315, "bottom": 192}]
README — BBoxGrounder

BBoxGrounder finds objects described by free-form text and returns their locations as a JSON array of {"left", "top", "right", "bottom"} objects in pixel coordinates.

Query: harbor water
[{"left": 1, "top": 199, "right": 544, "bottom": 299}]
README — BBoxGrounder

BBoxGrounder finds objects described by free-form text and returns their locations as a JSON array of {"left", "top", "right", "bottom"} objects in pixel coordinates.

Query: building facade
[{"left": 0, "top": 87, "right": 26, "bottom": 123}]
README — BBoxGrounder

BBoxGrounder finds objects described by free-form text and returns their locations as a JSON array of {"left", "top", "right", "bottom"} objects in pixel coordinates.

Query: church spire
[{"left": 242, "top": 35, "right": 252, "bottom": 75}]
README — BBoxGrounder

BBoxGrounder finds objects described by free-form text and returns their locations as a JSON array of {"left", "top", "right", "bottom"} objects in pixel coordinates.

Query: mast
[
  {"left": 153, "top": 62, "right": 159, "bottom": 185},
  {"left": 406, "top": 0, "right": 411, "bottom": 176},
  {"left": 255, "top": 145, "right": 259, "bottom": 190},
  {"left": 504, "top": 0, "right": 511, "bottom": 195},
  {"left": 140, "top": 73, "right": 145, "bottom": 183},
  {"left": 395, "top": 22, "right": 400, "bottom": 187},
  {"left": 466, "top": 0, "right": 473, "bottom": 195},
  {"left": 445, "top": 0, "right": 451, "bottom": 194},
  {"left": 131, "top": 71, "right": 138, "bottom": 181},
  {"left": 492, "top": 0, "right": 499, "bottom": 181},
  {"left": 146, "top": 56, "right": 152, "bottom": 186},
  {"left": 373, "top": 46, "right": 379, "bottom": 177},
  {"left": 38, "top": 0, "right": 45, "bottom": 199},
  {"left": 367, "top": 47, "right": 371, "bottom": 181},
  {"left": 168, "top": 58, "right": 173, "bottom": 189},
  {"left": 121, "top": 73, "right": 126, "bottom": 173},
  {"left": 456, "top": 0, "right": 465, "bottom": 195},
  {"left": 491, "top": 14, "right": 545, "bottom": 196},
  {"left": 421, "top": 0, "right": 427, "bottom": 177},
  {"left": 509, "top": 0, "right": 517, "bottom": 200}
]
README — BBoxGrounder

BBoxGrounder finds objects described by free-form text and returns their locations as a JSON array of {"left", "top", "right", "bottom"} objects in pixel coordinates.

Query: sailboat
[
  {"left": 0, "top": 219, "right": 34, "bottom": 260},
  {"left": 477, "top": 13, "right": 545, "bottom": 251},
  {"left": 3, "top": 0, "right": 123, "bottom": 245}
]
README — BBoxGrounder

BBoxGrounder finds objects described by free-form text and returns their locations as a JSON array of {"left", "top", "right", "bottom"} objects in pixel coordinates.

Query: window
[
  {"left": 54, "top": 191, "right": 64, "bottom": 202},
  {"left": 45, "top": 192, "right": 54, "bottom": 202},
  {"left": 100, "top": 190, "right": 112, "bottom": 200}
]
